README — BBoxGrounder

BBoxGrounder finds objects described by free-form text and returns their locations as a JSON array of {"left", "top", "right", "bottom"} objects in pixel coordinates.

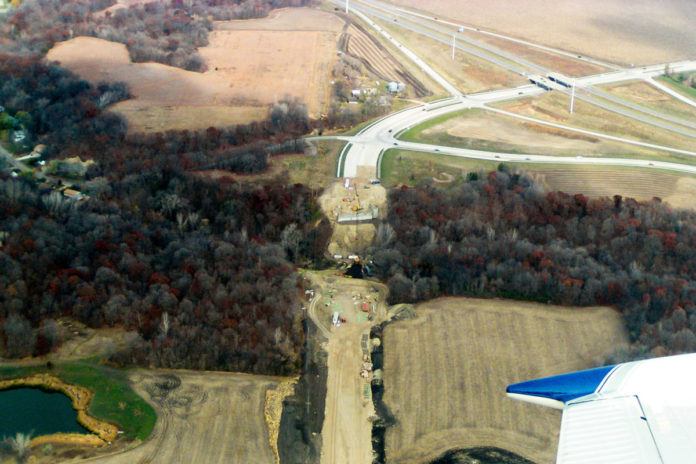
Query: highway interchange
[{"left": 319, "top": 0, "right": 696, "bottom": 180}]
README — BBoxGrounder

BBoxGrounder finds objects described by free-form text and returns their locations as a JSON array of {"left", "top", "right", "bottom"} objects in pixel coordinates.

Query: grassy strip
[
  {"left": 0, "top": 361, "right": 156, "bottom": 441},
  {"left": 658, "top": 75, "right": 696, "bottom": 100},
  {"left": 336, "top": 142, "right": 352, "bottom": 177},
  {"left": 379, "top": 148, "right": 499, "bottom": 187},
  {"left": 379, "top": 148, "right": 696, "bottom": 188},
  {"left": 599, "top": 81, "right": 696, "bottom": 123},
  {"left": 397, "top": 109, "right": 473, "bottom": 142}
]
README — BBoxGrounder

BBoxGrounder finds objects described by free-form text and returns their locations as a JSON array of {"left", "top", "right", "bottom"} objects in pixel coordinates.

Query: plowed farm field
[
  {"left": 46, "top": 8, "right": 343, "bottom": 131},
  {"left": 87, "top": 370, "right": 286, "bottom": 464},
  {"left": 531, "top": 167, "right": 696, "bottom": 210},
  {"left": 381, "top": 297, "right": 627, "bottom": 464}
]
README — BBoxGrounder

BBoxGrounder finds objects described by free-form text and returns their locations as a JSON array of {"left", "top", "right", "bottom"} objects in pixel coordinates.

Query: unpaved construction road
[{"left": 305, "top": 273, "right": 387, "bottom": 464}]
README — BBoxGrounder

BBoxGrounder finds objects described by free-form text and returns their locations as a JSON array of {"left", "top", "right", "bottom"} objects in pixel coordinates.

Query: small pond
[{"left": 0, "top": 387, "right": 89, "bottom": 437}]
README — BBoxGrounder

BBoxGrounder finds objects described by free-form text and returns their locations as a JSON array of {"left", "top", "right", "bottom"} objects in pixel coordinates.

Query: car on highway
[
  {"left": 434, "top": 148, "right": 440, "bottom": 152},
  {"left": 393, "top": 142, "right": 398, "bottom": 146}
]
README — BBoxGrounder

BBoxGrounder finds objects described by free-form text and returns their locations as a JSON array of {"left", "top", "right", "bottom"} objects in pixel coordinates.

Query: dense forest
[
  {"left": 369, "top": 166, "right": 696, "bottom": 361},
  {"left": 0, "top": 45, "right": 326, "bottom": 375},
  {"left": 2, "top": 0, "right": 317, "bottom": 71},
  {"left": 0, "top": 172, "right": 331, "bottom": 373}
]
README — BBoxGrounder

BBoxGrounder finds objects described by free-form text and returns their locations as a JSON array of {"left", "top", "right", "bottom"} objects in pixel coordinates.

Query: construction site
[
  {"left": 319, "top": 178, "right": 387, "bottom": 257},
  {"left": 303, "top": 271, "right": 388, "bottom": 464}
]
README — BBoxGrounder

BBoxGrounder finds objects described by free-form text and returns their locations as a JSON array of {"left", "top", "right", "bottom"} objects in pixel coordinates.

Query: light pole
[
  {"left": 346, "top": 0, "right": 349, "bottom": 14},
  {"left": 451, "top": 32, "right": 456, "bottom": 60},
  {"left": 570, "top": 79, "right": 576, "bottom": 114}
]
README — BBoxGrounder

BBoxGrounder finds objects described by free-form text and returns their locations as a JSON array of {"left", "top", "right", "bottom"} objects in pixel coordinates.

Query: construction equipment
[{"left": 352, "top": 191, "right": 362, "bottom": 211}]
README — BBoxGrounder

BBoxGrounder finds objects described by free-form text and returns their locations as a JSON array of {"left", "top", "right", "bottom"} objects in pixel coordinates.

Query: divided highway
[{"left": 319, "top": 1, "right": 696, "bottom": 179}]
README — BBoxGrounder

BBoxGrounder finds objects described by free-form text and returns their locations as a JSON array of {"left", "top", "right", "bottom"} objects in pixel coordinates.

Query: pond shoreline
[{"left": 0, "top": 374, "right": 119, "bottom": 447}]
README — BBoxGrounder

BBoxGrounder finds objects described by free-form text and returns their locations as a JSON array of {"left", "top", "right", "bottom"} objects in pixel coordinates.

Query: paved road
[
  {"left": 348, "top": 7, "right": 462, "bottom": 97},
  {"left": 339, "top": 0, "right": 541, "bottom": 76},
  {"left": 323, "top": 85, "right": 696, "bottom": 178},
  {"left": 357, "top": 0, "right": 622, "bottom": 72},
  {"left": 646, "top": 77, "right": 696, "bottom": 109},
  {"left": 340, "top": 0, "right": 696, "bottom": 138},
  {"left": 325, "top": 2, "right": 696, "bottom": 179}
]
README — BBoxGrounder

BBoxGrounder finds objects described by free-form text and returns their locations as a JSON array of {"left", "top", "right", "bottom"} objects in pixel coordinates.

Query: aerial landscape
[{"left": 0, "top": 0, "right": 696, "bottom": 462}]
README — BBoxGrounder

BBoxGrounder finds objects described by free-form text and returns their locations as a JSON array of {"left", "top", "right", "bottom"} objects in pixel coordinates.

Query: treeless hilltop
[{"left": 45, "top": 8, "right": 343, "bottom": 131}]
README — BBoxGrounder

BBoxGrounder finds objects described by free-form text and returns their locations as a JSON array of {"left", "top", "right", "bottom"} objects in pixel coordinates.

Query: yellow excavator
[{"left": 352, "top": 191, "right": 362, "bottom": 212}]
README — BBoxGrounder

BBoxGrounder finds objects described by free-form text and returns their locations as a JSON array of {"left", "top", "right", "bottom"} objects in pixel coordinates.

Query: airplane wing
[{"left": 506, "top": 353, "right": 696, "bottom": 463}]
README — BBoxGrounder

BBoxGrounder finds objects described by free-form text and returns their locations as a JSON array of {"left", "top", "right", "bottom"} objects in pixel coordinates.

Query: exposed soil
[
  {"left": 427, "top": 116, "right": 597, "bottom": 151},
  {"left": 381, "top": 297, "right": 628, "bottom": 464},
  {"left": 81, "top": 370, "right": 282, "bottom": 464},
  {"left": 318, "top": 180, "right": 387, "bottom": 257}
]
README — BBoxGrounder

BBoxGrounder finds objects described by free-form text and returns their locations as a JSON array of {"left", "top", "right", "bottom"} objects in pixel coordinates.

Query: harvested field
[
  {"left": 382, "top": 297, "right": 627, "bottom": 464},
  {"left": 213, "top": 7, "right": 344, "bottom": 31},
  {"left": 374, "top": 19, "right": 524, "bottom": 93},
  {"left": 601, "top": 80, "right": 696, "bottom": 124},
  {"left": 88, "top": 370, "right": 283, "bottom": 464},
  {"left": 388, "top": 0, "right": 696, "bottom": 65},
  {"left": 532, "top": 167, "right": 696, "bottom": 210},
  {"left": 112, "top": 101, "right": 266, "bottom": 132},
  {"left": 46, "top": 8, "right": 343, "bottom": 131}
]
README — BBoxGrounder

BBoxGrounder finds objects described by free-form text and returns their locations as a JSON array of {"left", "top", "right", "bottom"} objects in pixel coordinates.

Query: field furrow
[{"left": 383, "top": 297, "right": 627, "bottom": 464}]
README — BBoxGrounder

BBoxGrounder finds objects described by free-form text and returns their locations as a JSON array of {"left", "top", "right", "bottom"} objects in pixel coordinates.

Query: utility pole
[
  {"left": 570, "top": 79, "right": 576, "bottom": 114},
  {"left": 345, "top": 0, "right": 349, "bottom": 14}
]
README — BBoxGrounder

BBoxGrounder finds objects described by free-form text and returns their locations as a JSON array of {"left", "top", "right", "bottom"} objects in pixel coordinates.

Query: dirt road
[{"left": 304, "top": 273, "right": 387, "bottom": 464}]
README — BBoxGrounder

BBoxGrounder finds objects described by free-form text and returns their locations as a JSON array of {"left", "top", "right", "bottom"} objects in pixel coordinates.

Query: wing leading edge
[{"left": 506, "top": 353, "right": 696, "bottom": 463}]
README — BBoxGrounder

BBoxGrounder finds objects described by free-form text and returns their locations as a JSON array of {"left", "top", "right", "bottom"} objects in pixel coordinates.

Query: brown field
[
  {"left": 87, "top": 370, "right": 284, "bottom": 464},
  {"left": 601, "top": 81, "right": 696, "bottom": 124},
  {"left": 112, "top": 101, "right": 267, "bottom": 132},
  {"left": 374, "top": 19, "right": 524, "bottom": 93},
  {"left": 493, "top": 93, "right": 696, "bottom": 153},
  {"left": 415, "top": 109, "right": 677, "bottom": 159},
  {"left": 46, "top": 8, "right": 343, "bottom": 131},
  {"left": 387, "top": 0, "right": 696, "bottom": 66},
  {"left": 382, "top": 297, "right": 627, "bottom": 464},
  {"left": 532, "top": 168, "right": 696, "bottom": 210},
  {"left": 469, "top": 33, "right": 609, "bottom": 77}
]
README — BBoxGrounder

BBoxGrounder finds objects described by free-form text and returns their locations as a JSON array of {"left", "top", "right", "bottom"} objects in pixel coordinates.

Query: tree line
[{"left": 368, "top": 166, "right": 696, "bottom": 362}]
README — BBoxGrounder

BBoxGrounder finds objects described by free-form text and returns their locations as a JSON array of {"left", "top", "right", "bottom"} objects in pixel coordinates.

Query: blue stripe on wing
[{"left": 506, "top": 365, "right": 616, "bottom": 404}]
